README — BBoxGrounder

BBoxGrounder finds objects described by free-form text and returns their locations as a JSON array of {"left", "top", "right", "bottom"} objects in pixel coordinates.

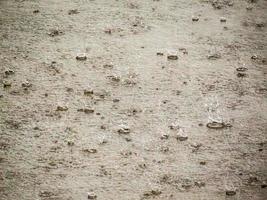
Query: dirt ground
[{"left": 0, "top": 0, "right": 267, "bottom": 199}]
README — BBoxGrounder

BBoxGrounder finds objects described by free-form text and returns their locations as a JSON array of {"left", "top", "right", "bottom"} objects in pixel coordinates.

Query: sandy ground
[{"left": 0, "top": 0, "right": 267, "bottom": 199}]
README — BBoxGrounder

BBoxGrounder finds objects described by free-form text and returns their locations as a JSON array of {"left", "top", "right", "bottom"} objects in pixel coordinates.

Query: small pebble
[
  {"left": 125, "top": 137, "right": 132, "bottom": 142},
  {"left": 99, "top": 139, "right": 108, "bottom": 145},
  {"left": 76, "top": 53, "right": 87, "bottom": 61},
  {"left": 3, "top": 80, "right": 12, "bottom": 88},
  {"left": 237, "top": 72, "right": 247, "bottom": 78},
  {"left": 167, "top": 54, "right": 178, "bottom": 60},
  {"left": 48, "top": 29, "right": 63, "bottom": 37},
  {"left": 176, "top": 128, "right": 188, "bottom": 141},
  {"left": 99, "top": 125, "right": 106, "bottom": 130},
  {"left": 236, "top": 67, "right": 248, "bottom": 72},
  {"left": 199, "top": 161, "right": 206, "bottom": 165},
  {"left": 83, "top": 148, "right": 97, "bottom": 153},
  {"left": 143, "top": 189, "right": 162, "bottom": 197},
  {"left": 226, "top": 190, "right": 236, "bottom": 196},
  {"left": 169, "top": 123, "right": 179, "bottom": 130},
  {"left": 56, "top": 106, "right": 68, "bottom": 111},
  {"left": 118, "top": 125, "right": 130, "bottom": 134},
  {"left": 88, "top": 192, "right": 97, "bottom": 199},
  {"left": 4, "top": 69, "right": 15, "bottom": 76},
  {"left": 68, "top": 9, "right": 79, "bottom": 15},
  {"left": 160, "top": 134, "right": 169, "bottom": 140},
  {"left": 192, "top": 16, "right": 199, "bottom": 22},
  {"left": 107, "top": 75, "right": 120, "bottom": 82},
  {"left": 67, "top": 141, "right": 74, "bottom": 146},
  {"left": 157, "top": 52, "right": 164, "bottom": 56},
  {"left": 206, "top": 121, "right": 230, "bottom": 129},
  {"left": 195, "top": 181, "right": 206, "bottom": 187},
  {"left": 84, "top": 89, "right": 94, "bottom": 96},
  {"left": 22, "top": 80, "right": 32, "bottom": 88},
  {"left": 113, "top": 98, "right": 120, "bottom": 103},
  {"left": 220, "top": 17, "right": 227, "bottom": 22},
  {"left": 104, "top": 28, "right": 112, "bottom": 34},
  {"left": 77, "top": 108, "right": 94, "bottom": 114},
  {"left": 207, "top": 53, "right": 221, "bottom": 60},
  {"left": 33, "top": 10, "right": 40, "bottom": 14}
]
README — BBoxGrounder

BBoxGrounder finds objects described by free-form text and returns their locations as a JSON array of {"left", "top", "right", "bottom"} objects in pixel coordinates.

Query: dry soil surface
[{"left": 0, "top": 0, "right": 267, "bottom": 200}]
